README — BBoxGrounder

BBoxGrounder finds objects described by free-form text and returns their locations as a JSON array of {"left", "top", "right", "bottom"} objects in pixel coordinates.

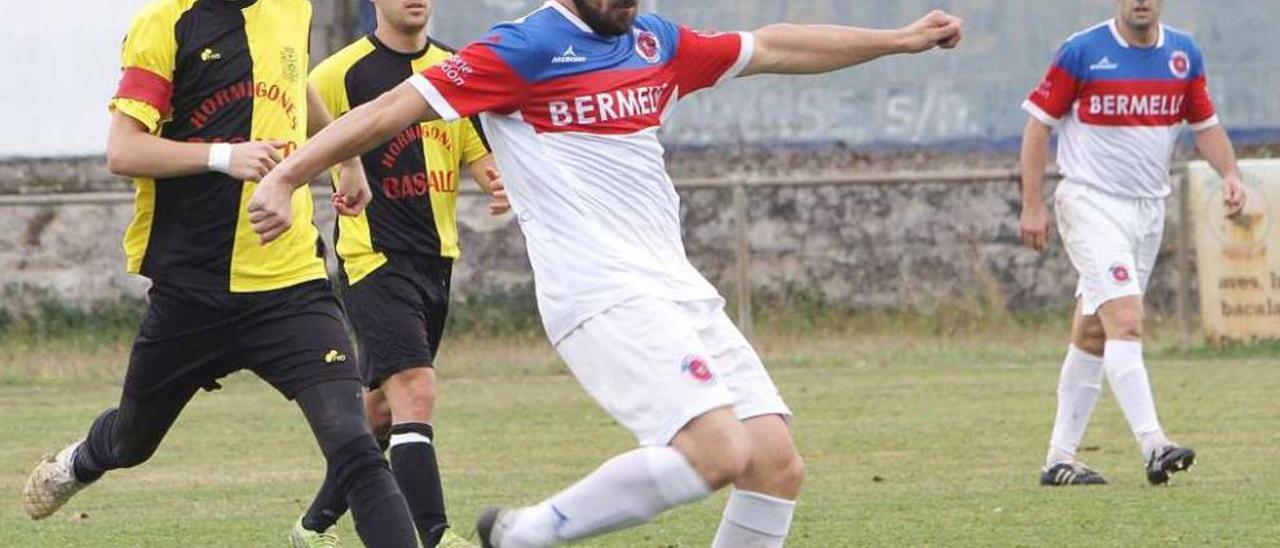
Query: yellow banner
[{"left": 1189, "top": 159, "right": 1280, "bottom": 345}]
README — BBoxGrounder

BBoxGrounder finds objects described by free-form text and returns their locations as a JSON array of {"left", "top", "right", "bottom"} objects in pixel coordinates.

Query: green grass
[{"left": 2, "top": 321, "right": 1278, "bottom": 547}]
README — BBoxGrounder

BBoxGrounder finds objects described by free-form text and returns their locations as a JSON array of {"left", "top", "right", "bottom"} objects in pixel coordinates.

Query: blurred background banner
[
  {"left": 1189, "top": 160, "right": 1280, "bottom": 345},
  {"left": 1, "top": 0, "right": 1277, "bottom": 157}
]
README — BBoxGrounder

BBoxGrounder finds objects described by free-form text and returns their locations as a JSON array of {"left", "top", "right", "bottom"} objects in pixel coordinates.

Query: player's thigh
[
  {"left": 124, "top": 284, "right": 239, "bottom": 401},
  {"left": 1135, "top": 198, "right": 1167, "bottom": 293},
  {"left": 695, "top": 305, "right": 793, "bottom": 424},
  {"left": 1054, "top": 182, "right": 1143, "bottom": 316},
  {"left": 241, "top": 281, "right": 361, "bottom": 400},
  {"left": 555, "top": 297, "right": 736, "bottom": 447},
  {"left": 344, "top": 260, "right": 439, "bottom": 391}
]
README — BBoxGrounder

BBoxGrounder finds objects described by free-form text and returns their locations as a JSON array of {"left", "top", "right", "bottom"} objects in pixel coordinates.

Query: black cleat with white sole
[
  {"left": 1146, "top": 445, "right": 1195, "bottom": 485},
  {"left": 1039, "top": 462, "right": 1109, "bottom": 486}
]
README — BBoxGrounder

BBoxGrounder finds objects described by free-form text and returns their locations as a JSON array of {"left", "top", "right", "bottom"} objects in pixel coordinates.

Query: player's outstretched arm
[
  {"left": 306, "top": 84, "right": 372, "bottom": 217},
  {"left": 1193, "top": 125, "right": 1246, "bottom": 216},
  {"left": 1019, "top": 118, "right": 1054, "bottom": 252},
  {"left": 249, "top": 82, "right": 440, "bottom": 243},
  {"left": 740, "top": 10, "right": 962, "bottom": 77},
  {"left": 106, "top": 111, "right": 284, "bottom": 181}
]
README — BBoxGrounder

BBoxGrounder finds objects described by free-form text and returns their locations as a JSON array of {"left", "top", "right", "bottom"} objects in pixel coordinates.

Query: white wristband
[{"left": 207, "top": 143, "right": 233, "bottom": 174}]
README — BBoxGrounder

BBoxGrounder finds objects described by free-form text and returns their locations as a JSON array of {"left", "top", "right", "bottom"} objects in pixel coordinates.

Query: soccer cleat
[
  {"left": 1146, "top": 445, "right": 1196, "bottom": 485},
  {"left": 22, "top": 441, "right": 91, "bottom": 520},
  {"left": 476, "top": 506, "right": 518, "bottom": 548},
  {"left": 439, "top": 528, "right": 480, "bottom": 548},
  {"left": 1039, "top": 462, "right": 1108, "bottom": 486},
  {"left": 289, "top": 515, "right": 340, "bottom": 548}
]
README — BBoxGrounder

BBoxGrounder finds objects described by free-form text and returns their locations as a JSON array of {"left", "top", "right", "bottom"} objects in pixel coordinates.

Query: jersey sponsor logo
[
  {"left": 552, "top": 45, "right": 587, "bottom": 64},
  {"left": 438, "top": 55, "right": 474, "bottom": 87},
  {"left": 188, "top": 80, "right": 300, "bottom": 130},
  {"left": 1087, "top": 93, "right": 1185, "bottom": 117},
  {"left": 200, "top": 47, "right": 223, "bottom": 62},
  {"left": 381, "top": 170, "right": 458, "bottom": 200},
  {"left": 324, "top": 349, "right": 348, "bottom": 363},
  {"left": 547, "top": 83, "right": 671, "bottom": 128},
  {"left": 1110, "top": 264, "right": 1132, "bottom": 284},
  {"left": 380, "top": 124, "right": 454, "bottom": 170},
  {"left": 1089, "top": 56, "right": 1118, "bottom": 71},
  {"left": 1169, "top": 50, "right": 1191, "bottom": 79},
  {"left": 681, "top": 355, "right": 716, "bottom": 385},
  {"left": 635, "top": 30, "right": 661, "bottom": 64}
]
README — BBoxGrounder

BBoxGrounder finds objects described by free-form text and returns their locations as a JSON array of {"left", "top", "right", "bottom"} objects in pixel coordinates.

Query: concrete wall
[{"left": 0, "top": 175, "right": 1190, "bottom": 320}]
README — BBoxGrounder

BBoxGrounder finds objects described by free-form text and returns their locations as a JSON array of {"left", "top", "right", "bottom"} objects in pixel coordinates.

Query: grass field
[{"left": 2, "top": 317, "right": 1278, "bottom": 547}]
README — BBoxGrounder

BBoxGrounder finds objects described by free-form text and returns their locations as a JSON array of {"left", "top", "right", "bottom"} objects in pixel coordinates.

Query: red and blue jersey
[
  {"left": 409, "top": 1, "right": 753, "bottom": 342},
  {"left": 1023, "top": 20, "right": 1219, "bottom": 198}
]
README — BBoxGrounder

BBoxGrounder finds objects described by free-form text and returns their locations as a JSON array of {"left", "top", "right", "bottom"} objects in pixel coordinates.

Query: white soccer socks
[
  {"left": 1102, "top": 340, "right": 1169, "bottom": 458},
  {"left": 503, "top": 446, "right": 711, "bottom": 546},
  {"left": 711, "top": 489, "right": 797, "bottom": 548},
  {"left": 1046, "top": 345, "right": 1105, "bottom": 467}
]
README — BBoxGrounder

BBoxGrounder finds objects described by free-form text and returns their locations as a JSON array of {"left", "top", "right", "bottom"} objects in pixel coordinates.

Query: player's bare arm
[
  {"left": 1193, "top": 125, "right": 1246, "bottom": 215},
  {"left": 250, "top": 84, "right": 438, "bottom": 243},
  {"left": 306, "top": 83, "right": 372, "bottom": 217},
  {"left": 740, "top": 10, "right": 963, "bottom": 77},
  {"left": 106, "top": 110, "right": 284, "bottom": 181},
  {"left": 468, "top": 156, "right": 511, "bottom": 216},
  {"left": 1019, "top": 118, "right": 1054, "bottom": 252}
]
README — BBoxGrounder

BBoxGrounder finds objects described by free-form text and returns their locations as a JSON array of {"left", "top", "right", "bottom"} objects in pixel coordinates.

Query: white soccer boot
[{"left": 22, "top": 441, "right": 91, "bottom": 520}]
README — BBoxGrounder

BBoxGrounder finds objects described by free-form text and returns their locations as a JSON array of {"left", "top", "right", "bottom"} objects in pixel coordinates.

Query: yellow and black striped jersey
[
  {"left": 309, "top": 35, "right": 491, "bottom": 285},
  {"left": 112, "top": 0, "right": 326, "bottom": 293}
]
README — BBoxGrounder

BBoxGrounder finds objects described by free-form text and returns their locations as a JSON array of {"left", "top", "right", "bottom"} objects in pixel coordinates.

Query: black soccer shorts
[{"left": 341, "top": 253, "right": 452, "bottom": 390}]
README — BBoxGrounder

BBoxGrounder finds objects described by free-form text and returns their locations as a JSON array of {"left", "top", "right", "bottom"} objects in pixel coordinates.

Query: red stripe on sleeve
[
  {"left": 115, "top": 67, "right": 174, "bottom": 116},
  {"left": 421, "top": 45, "right": 527, "bottom": 118},
  {"left": 669, "top": 27, "right": 743, "bottom": 95},
  {"left": 1027, "top": 65, "right": 1079, "bottom": 120},
  {"left": 1185, "top": 75, "right": 1216, "bottom": 124}
]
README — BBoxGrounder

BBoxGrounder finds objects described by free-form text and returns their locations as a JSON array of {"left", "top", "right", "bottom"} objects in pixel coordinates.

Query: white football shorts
[
  {"left": 1055, "top": 179, "right": 1166, "bottom": 316},
  {"left": 555, "top": 297, "right": 792, "bottom": 446}
]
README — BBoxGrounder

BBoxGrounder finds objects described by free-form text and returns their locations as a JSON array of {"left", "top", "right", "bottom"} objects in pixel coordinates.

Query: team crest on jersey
[
  {"left": 1168, "top": 50, "right": 1190, "bottom": 79},
  {"left": 635, "top": 30, "right": 661, "bottom": 64},
  {"left": 681, "top": 355, "right": 716, "bottom": 385},
  {"left": 281, "top": 47, "right": 300, "bottom": 83},
  {"left": 1109, "top": 264, "right": 1132, "bottom": 284}
]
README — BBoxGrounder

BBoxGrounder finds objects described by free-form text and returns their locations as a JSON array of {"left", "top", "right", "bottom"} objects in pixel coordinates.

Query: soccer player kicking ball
[
  {"left": 1020, "top": 0, "right": 1245, "bottom": 486},
  {"left": 293, "top": 0, "right": 509, "bottom": 547},
  {"left": 21, "top": 1, "right": 419, "bottom": 546},
  {"left": 250, "top": 1, "right": 962, "bottom": 546}
]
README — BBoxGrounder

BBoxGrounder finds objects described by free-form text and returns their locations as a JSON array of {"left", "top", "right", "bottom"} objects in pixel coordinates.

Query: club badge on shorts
[
  {"left": 1109, "top": 263, "right": 1132, "bottom": 284},
  {"left": 681, "top": 355, "right": 716, "bottom": 385}
]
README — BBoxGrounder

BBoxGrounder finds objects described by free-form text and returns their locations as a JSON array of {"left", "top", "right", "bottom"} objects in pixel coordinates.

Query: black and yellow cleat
[
  {"left": 1146, "top": 445, "right": 1196, "bottom": 485},
  {"left": 1039, "top": 462, "right": 1109, "bottom": 486}
]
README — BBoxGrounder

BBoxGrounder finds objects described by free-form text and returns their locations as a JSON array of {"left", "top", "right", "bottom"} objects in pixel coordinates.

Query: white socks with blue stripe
[{"left": 503, "top": 446, "right": 710, "bottom": 546}]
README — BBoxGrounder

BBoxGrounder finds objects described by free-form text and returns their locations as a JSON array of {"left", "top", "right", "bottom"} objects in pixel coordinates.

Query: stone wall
[{"left": 0, "top": 162, "right": 1194, "bottom": 319}]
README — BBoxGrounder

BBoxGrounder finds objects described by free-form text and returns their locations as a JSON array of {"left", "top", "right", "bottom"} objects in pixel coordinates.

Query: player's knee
[
  {"left": 1106, "top": 312, "right": 1144, "bottom": 341},
  {"left": 385, "top": 368, "right": 438, "bottom": 423},
  {"left": 696, "top": 426, "right": 753, "bottom": 489},
  {"left": 329, "top": 434, "right": 391, "bottom": 494},
  {"left": 774, "top": 451, "right": 806, "bottom": 493},
  {"left": 110, "top": 439, "right": 160, "bottom": 469}
]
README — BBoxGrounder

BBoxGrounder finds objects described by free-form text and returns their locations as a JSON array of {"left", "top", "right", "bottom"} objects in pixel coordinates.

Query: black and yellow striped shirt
[
  {"left": 112, "top": 0, "right": 325, "bottom": 293},
  {"left": 309, "top": 35, "right": 490, "bottom": 285}
]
